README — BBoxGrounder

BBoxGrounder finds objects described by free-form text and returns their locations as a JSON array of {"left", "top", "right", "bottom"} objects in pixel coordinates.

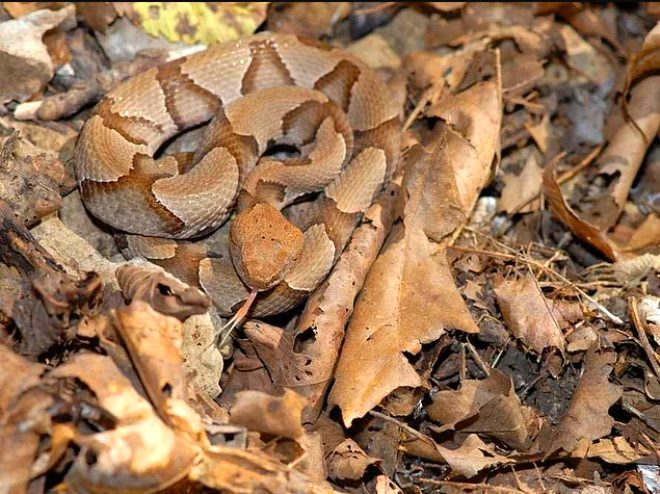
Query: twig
[
  {"left": 510, "top": 145, "right": 602, "bottom": 216},
  {"left": 629, "top": 297, "right": 660, "bottom": 380},
  {"left": 465, "top": 339, "right": 491, "bottom": 377},
  {"left": 368, "top": 410, "right": 434, "bottom": 445}
]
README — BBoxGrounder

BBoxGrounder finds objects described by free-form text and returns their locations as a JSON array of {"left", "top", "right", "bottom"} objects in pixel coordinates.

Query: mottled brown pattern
[
  {"left": 196, "top": 110, "right": 260, "bottom": 181},
  {"left": 95, "top": 98, "right": 161, "bottom": 146},
  {"left": 313, "top": 60, "right": 361, "bottom": 113},
  {"left": 75, "top": 32, "right": 401, "bottom": 317},
  {"left": 81, "top": 172, "right": 186, "bottom": 236},
  {"left": 156, "top": 58, "right": 222, "bottom": 130},
  {"left": 353, "top": 116, "right": 401, "bottom": 174},
  {"left": 281, "top": 100, "right": 353, "bottom": 152},
  {"left": 241, "top": 39, "right": 295, "bottom": 94}
]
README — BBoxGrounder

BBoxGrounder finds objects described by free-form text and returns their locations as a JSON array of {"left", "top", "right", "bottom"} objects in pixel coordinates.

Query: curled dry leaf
[
  {"left": 0, "top": 4, "right": 75, "bottom": 102},
  {"left": 624, "top": 20, "right": 660, "bottom": 97},
  {"left": 543, "top": 155, "right": 620, "bottom": 261},
  {"left": 587, "top": 22, "right": 660, "bottom": 230},
  {"left": 403, "top": 432, "right": 512, "bottom": 479},
  {"left": 427, "top": 369, "right": 530, "bottom": 451},
  {"left": 330, "top": 81, "right": 501, "bottom": 426},
  {"left": 49, "top": 353, "right": 198, "bottom": 493},
  {"left": 326, "top": 439, "right": 380, "bottom": 482},
  {"left": 112, "top": 301, "right": 206, "bottom": 439},
  {"left": 116, "top": 260, "right": 210, "bottom": 321},
  {"left": 494, "top": 273, "right": 565, "bottom": 354},
  {"left": 229, "top": 389, "right": 306, "bottom": 440},
  {"left": 545, "top": 346, "right": 622, "bottom": 457}
]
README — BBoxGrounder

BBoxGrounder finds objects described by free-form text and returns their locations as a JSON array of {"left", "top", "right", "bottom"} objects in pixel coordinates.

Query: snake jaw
[{"left": 230, "top": 202, "right": 304, "bottom": 291}]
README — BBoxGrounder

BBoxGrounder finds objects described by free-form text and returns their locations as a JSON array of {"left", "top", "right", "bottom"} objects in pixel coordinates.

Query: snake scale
[{"left": 74, "top": 32, "right": 401, "bottom": 317}]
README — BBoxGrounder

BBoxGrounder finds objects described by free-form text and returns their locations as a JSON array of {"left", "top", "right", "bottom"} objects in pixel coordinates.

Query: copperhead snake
[{"left": 74, "top": 32, "right": 401, "bottom": 318}]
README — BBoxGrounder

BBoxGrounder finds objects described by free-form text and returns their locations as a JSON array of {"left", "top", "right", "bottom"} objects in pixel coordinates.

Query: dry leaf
[
  {"left": 50, "top": 353, "right": 198, "bottom": 493},
  {"left": 427, "top": 369, "right": 530, "bottom": 450},
  {"left": 229, "top": 389, "right": 306, "bottom": 440},
  {"left": 587, "top": 437, "right": 649, "bottom": 465},
  {"left": 403, "top": 433, "right": 512, "bottom": 478},
  {"left": 327, "top": 439, "right": 380, "bottom": 482},
  {"left": 543, "top": 155, "right": 620, "bottom": 261},
  {"left": 495, "top": 274, "right": 565, "bottom": 353},
  {"left": 330, "top": 81, "right": 501, "bottom": 426},
  {"left": 546, "top": 347, "right": 622, "bottom": 457},
  {"left": 499, "top": 152, "right": 543, "bottom": 213}
]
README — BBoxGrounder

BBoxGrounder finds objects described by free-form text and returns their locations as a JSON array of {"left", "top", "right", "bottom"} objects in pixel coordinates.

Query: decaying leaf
[
  {"left": 545, "top": 346, "right": 622, "bottom": 457},
  {"left": 495, "top": 273, "right": 565, "bottom": 354},
  {"left": 330, "top": 81, "right": 501, "bottom": 426},
  {"left": 49, "top": 353, "right": 198, "bottom": 493},
  {"left": 427, "top": 369, "right": 530, "bottom": 450},
  {"left": 326, "top": 439, "right": 380, "bottom": 482},
  {"left": 126, "top": 2, "right": 269, "bottom": 45},
  {"left": 229, "top": 389, "right": 306, "bottom": 440},
  {"left": 116, "top": 260, "right": 210, "bottom": 320},
  {"left": 498, "top": 151, "right": 543, "bottom": 213},
  {"left": 403, "top": 433, "right": 512, "bottom": 478}
]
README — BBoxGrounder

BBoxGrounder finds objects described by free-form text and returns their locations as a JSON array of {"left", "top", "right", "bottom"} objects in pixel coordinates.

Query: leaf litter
[{"left": 0, "top": 2, "right": 659, "bottom": 493}]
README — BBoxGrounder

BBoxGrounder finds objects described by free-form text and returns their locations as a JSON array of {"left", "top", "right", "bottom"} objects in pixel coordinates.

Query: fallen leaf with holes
[
  {"left": 330, "top": 81, "right": 501, "bottom": 427},
  {"left": 495, "top": 273, "right": 565, "bottom": 353},
  {"left": 427, "top": 369, "right": 530, "bottom": 450},
  {"left": 49, "top": 353, "right": 198, "bottom": 493},
  {"left": 229, "top": 389, "right": 306, "bottom": 440},
  {"left": 545, "top": 347, "right": 622, "bottom": 457}
]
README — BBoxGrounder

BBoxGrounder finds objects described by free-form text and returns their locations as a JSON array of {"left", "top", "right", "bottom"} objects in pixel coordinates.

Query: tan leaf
[
  {"left": 589, "top": 22, "right": 660, "bottom": 230},
  {"left": 326, "top": 439, "right": 380, "bottom": 481},
  {"left": 499, "top": 152, "right": 543, "bottom": 213},
  {"left": 587, "top": 437, "right": 649, "bottom": 465},
  {"left": 50, "top": 353, "right": 198, "bottom": 493},
  {"left": 624, "top": 20, "right": 660, "bottom": 96},
  {"left": 330, "top": 82, "right": 501, "bottom": 426},
  {"left": 546, "top": 347, "right": 622, "bottom": 457},
  {"left": 427, "top": 369, "right": 530, "bottom": 450},
  {"left": 495, "top": 274, "right": 565, "bottom": 353},
  {"left": 403, "top": 433, "right": 512, "bottom": 478},
  {"left": 543, "top": 155, "right": 620, "bottom": 261},
  {"left": 229, "top": 389, "right": 306, "bottom": 440}
]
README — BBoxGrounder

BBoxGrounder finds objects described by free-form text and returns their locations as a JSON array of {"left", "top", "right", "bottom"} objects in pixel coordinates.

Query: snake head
[{"left": 229, "top": 202, "right": 304, "bottom": 291}]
